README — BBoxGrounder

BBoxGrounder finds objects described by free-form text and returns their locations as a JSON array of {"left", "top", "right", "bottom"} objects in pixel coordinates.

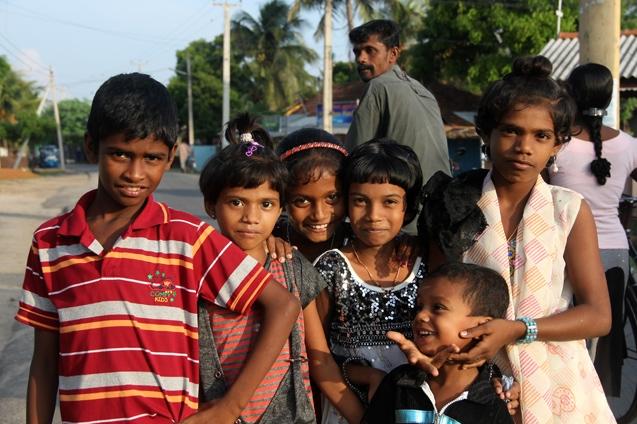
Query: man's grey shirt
[{"left": 346, "top": 64, "right": 451, "bottom": 183}]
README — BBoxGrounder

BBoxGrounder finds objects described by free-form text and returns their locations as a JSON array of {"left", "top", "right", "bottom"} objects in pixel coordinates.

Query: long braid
[
  {"left": 567, "top": 63, "right": 613, "bottom": 186},
  {"left": 586, "top": 113, "right": 611, "bottom": 185}
]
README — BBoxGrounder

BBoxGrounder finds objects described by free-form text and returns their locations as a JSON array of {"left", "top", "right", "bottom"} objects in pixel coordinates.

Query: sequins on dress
[{"left": 314, "top": 249, "right": 426, "bottom": 424}]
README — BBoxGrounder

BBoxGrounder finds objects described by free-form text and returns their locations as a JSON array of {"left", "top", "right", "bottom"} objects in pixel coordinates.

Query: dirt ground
[{"left": 0, "top": 169, "right": 37, "bottom": 180}]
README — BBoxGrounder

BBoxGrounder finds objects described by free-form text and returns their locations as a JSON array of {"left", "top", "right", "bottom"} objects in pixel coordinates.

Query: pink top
[{"left": 549, "top": 131, "right": 637, "bottom": 249}]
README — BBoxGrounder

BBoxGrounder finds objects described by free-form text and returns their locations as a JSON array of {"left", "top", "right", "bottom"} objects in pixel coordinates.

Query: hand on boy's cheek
[
  {"left": 386, "top": 331, "right": 459, "bottom": 376},
  {"left": 449, "top": 319, "right": 513, "bottom": 366}
]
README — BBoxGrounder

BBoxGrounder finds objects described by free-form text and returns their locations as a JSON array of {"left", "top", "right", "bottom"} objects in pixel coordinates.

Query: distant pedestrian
[
  {"left": 15, "top": 73, "right": 299, "bottom": 424},
  {"left": 178, "top": 138, "right": 192, "bottom": 172},
  {"left": 346, "top": 19, "right": 450, "bottom": 187}
]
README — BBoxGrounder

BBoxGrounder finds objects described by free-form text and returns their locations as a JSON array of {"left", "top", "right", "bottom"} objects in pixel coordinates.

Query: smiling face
[
  {"left": 352, "top": 34, "right": 399, "bottom": 82},
  {"left": 487, "top": 103, "right": 560, "bottom": 187},
  {"left": 212, "top": 182, "right": 282, "bottom": 262},
  {"left": 413, "top": 277, "right": 487, "bottom": 357},
  {"left": 348, "top": 182, "right": 406, "bottom": 248},
  {"left": 286, "top": 170, "right": 345, "bottom": 244},
  {"left": 87, "top": 133, "right": 175, "bottom": 213}
]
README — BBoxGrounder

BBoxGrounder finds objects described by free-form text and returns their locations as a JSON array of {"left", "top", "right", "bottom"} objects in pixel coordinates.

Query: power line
[
  {"left": 4, "top": 1, "right": 194, "bottom": 45},
  {"left": 0, "top": 33, "right": 49, "bottom": 75}
]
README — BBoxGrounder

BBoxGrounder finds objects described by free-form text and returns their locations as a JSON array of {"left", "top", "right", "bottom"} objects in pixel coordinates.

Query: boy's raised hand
[{"left": 386, "top": 331, "right": 458, "bottom": 376}]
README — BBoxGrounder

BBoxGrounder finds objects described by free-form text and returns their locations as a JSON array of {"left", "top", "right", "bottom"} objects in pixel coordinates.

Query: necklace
[{"left": 351, "top": 239, "right": 403, "bottom": 298}]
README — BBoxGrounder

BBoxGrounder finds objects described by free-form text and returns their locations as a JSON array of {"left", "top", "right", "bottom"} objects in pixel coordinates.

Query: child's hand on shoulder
[
  {"left": 386, "top": 331, "right": 459, "bottom": 376},
  {"left": 264, "top": 235, "right": 295, "bottom": 263},
  {"left": 449, "top": 319, "right": 526, "bottom": 367}
]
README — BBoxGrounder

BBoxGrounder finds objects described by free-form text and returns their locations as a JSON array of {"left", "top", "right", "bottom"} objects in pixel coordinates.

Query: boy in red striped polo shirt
[{"left": 15, "top": 73, "right": 300, "bottom": 424}]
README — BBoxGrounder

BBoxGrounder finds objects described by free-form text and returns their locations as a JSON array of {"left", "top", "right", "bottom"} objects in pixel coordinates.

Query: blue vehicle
[{"left": 38, "top": 145, "right": 60, "bottom": 168}]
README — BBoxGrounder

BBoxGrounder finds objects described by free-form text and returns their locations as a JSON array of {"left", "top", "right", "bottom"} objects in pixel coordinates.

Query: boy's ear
[
  {"left": 84, "top": 133, "right": 98, "bottom": 164},
  {"left": 165, "top": 144, "right": 178, "bottom": 170},
  {"left": 204, "top": 202, "right": 216, "bottom": 219}
]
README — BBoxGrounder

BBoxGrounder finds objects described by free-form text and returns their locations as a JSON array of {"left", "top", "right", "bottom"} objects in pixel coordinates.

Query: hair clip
[
  {"left": 582, "top": 108, "right": 607, "bottom": 117},
  {"left": 240, "top": 132, "right": 254, "bottom": 143},
  {"left": 245, "top": 144, "right": 258, "bottom": 157}
]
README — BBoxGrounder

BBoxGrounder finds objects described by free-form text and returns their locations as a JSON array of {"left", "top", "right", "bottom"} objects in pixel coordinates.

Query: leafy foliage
[
  {"left": 232, "top": 0, "right": 318, "bottom": 112},
  {"left": 408, "top": 0, "right": 579, "bottom": 93},
  {"left": 167, "top": 37, "right": 264, "bottom": 144},
  {"left": 0, "top": 56, "right": 50, "bottom": 148},
  {"left": 41, "top": 99, "right": 91, "bottom": 146}
]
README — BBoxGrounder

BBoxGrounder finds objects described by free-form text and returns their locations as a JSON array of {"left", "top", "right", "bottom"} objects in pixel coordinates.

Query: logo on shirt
[{"left": 147, "top": 270, "right": 177, "bottom": 303}]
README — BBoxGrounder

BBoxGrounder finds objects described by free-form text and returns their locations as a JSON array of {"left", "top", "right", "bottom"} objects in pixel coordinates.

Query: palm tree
[
  {"left": 289, "top": 0, "right": 374, "bottom": 39},
  {"left": 232, "top": 0, "right": 318, "bottom": 112}
]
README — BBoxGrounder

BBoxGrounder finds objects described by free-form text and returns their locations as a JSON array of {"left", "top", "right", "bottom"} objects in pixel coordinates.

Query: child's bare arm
[
  {"left": 304, "top": 300, "right": 365, "bottom": 424},
  {"left": 27, "top": 329, "right": 58, "bottom": 424},
  {"left": 184, "top": 282, "right": 300, "bottom": 424},
  {"left": 452, "top": 201, "right": 611, "bottom": 364}
]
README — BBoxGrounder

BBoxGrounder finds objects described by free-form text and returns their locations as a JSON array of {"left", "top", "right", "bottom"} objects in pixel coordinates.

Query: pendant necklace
[{"left": 351, "top": 240, "right": 403, "bottom": 299}]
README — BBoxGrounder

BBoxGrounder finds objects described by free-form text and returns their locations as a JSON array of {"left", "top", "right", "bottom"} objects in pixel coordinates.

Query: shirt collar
[
  {"left": 58, "top": 189, "right": 169, "bottom": 239},
  {"left": 396, "top": 363, "right": 497, "bottom": 406}
]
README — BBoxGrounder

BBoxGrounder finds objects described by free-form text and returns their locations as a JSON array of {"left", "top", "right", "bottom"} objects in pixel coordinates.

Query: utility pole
[
  {"left": 556, "top": 0, "right": 564, "bottom": 37},
  {"left": 322, "top": 0, "right": 333, "bottom": 132},
  {"left": 214, "top": 1, "right": 239, "bottom": 147},
  {"left": 579, "top": 0, "right": 621, "bottom": 129},
  {"left": 50, "top": 67, "right": 65, "bottom": 170},
  {"left": 12, "top": 85, "right": 49, "bottom": 169},
  {"left": 186, "top": 54, "right": 195, "bottom": 146}
]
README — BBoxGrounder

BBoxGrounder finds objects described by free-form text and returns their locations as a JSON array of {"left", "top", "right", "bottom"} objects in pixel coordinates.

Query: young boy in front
[
  {"left": 15, "top": 73, "right": 300, "bottom": 424},
  {"left": 363, "top": 262, "right": 513, "bottom": 424}
]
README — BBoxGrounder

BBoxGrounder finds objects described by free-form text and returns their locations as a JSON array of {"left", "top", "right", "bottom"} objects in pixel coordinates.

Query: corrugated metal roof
[{"left": 540, "top": 33, "right": 637, "bottom": 80}]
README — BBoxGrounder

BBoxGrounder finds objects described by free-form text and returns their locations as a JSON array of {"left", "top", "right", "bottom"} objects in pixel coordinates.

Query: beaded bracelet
[
  {"left": 516, "top": 316, "right": 538, "bottom": 344},
  {"left": 341, "top": 356, "right": 371, "bottom": 405}
]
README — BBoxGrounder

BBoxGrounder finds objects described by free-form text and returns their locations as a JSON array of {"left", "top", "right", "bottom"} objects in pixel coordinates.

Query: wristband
[{"left": 516, "top": 317, "right": 538, "bottom": 344}]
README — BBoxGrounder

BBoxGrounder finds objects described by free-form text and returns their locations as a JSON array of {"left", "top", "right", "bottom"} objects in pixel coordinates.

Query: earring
[{"left": 549, "top": 155, "right": 559, "bottom": 173}]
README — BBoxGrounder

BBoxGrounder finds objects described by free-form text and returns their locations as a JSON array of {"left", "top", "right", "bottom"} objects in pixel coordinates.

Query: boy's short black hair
[
  {"left": 86, "top": 73, "right": 178, "bottom": 150},
  {"left": 424, "top": 262, "right": 509, "bottom": 319},
  {"left": 349, "top": 19, "right": 400, "bottom": 49},
  {"left": 343, "top": 138, "right": 422, "bottom": 226}
]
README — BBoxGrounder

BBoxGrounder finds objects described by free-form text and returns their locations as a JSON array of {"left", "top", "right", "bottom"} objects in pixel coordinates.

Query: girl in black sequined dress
[{"left": 314, "top": 139, "right": 426, "bottom": 423}]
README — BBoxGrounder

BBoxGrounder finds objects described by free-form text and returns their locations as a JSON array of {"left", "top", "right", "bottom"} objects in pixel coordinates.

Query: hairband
[
  {"left": 582, "top": 107, "right": 607, "bottom": 117},
  {"left": 239, "top": 132, "right": 263, "bottom": 157},
  {"left": 279, "top": 141, "right": 348, "bottom": 160},
  {"left": 240, "top": 132, "right": 254, "bottom": 143}
]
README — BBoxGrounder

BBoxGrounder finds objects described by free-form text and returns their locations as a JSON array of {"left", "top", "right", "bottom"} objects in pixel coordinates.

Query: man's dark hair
[
  {"left": 343, "top": 138, "right": 422, "bottom": 226},
  {"left": 425, "top": 262, "right": 509, "bottom": 319},
  {"left": 86, "top": 73, "right": 178, "bottom": 150},
  {"left": 349, "top": 19, "right": 400, "bottom": 49}
]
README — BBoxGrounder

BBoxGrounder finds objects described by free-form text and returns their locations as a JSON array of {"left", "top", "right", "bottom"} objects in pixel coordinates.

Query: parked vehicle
[{"left": 38, "top": 145, "right": 60, "bottom": 168}]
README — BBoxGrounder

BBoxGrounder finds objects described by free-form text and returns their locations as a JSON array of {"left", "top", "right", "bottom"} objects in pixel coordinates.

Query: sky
[{"left": 0, "top": 0, "right": 354, "bottom": 100}]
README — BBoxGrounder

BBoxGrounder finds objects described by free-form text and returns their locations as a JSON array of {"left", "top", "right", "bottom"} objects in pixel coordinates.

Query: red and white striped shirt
[{"left": 15, "top": 190, "right": 271, "bottom": 423}]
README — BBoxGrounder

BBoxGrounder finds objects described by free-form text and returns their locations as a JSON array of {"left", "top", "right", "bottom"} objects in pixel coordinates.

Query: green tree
[
  {"left": 233, "top": 0, "right": 318, "bottom": 112},
  {"left": 289, "top": 0, "right": 374, "bottom": 38},
  {"left": 409, "top": 0, "right": 579, "bottom": 93},
  {"left": 0, "top": 55, "right": 49, "bottom": 149},
  {"left": 41, "top": 99, "right": 91, "bottom": 146},
  {"left": 168, "top": 37, "right": 263, "bottom": 144},
  {"left": 333, "top": 61, "right": 358, "bottom": 85}
]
